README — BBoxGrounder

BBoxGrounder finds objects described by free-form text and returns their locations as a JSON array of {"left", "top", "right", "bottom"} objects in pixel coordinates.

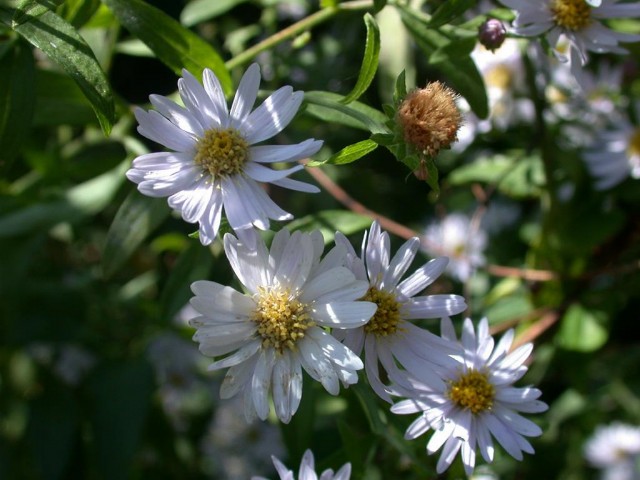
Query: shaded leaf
[
  {"left": 0, "top": 39, "right": 35, "bottom": 172},
  {"left": 287, "top": 210, "right": 372, "bottom": 243},
  {"left": 102, "top": 0, "right": 231, "bottom": 94},
  {"left": 102, "top": 190, "right": 170, "bottom": 278},
  {"left": 429, "top": 0, "right": 476, "bottom": 28},
  {"left": 304, "top": 90, "right": 387, "bottom": 133},
  {"left": 341, "top": 13, "right": 380, "bottom": 104}
]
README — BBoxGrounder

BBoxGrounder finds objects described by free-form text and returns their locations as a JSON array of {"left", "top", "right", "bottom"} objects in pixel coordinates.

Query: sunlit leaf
[
  {"left": 341, "top": 13, "right": 380, "bottom": 104},
  {"left": 307, "top": 139, "right": 378, "bottom": 166},
  {"left": 102, "top": 0, "right": 232, "bottom": 94},
  {"left": 556, "top": 303, "right": 608, "bottom": 352},
  {"left": 304, "top": 91, "right": 387, "bottom": 133},
  {"left": 0, "top": 3, "right": 115, "bottom": 134},
  {"left": 180, "top": 0, "right": 247, "bottom": 27}
]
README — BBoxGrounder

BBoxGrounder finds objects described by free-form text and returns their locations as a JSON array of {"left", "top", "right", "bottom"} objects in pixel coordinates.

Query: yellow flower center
[
  {"left": 252, "top": 287, "right": 314, "bottom": 353},
  {"left": 551, "top": 0, "right": 592, "bottom": 31},
  {"left": 362, "top": 287, "right": 402, "bottom": 337},
  {"left": 448, "top": 369, "right": 495, "bottom": 415},
  {"left": 485, "top": 64, "right": 513, "bottom": 90},
  {"left": 195, "top": 128, "right": 249, "bottom": 177},
  {"left": 628, "top": 127, "right": 640, "bottom": 158}
]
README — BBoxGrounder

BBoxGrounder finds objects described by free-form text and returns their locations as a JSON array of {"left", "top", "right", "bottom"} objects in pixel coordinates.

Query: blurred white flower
[
  {"left": 422, "top": 213, "right": 487, "bottom": 282},
  {"left": 252, "top": 449, "right": 351, "bottom": 480},
  {"left": 127, "top": 64, "right": 322, "bottom": 246},
  {"left": 27, "top": 342, "right": 95, "bottom": 386},
  {"left": 584, "top": 422, "right": 640, "bottom": 480},
  {"left": 391, "top": 317, "right": 548, "bottom": 475},
  {"left": 334, "top": 221, "right": 467, "bottom": 403},
  {"left": 498, "top": 0, "right": 640, "bottom": 73},
  {"left": 189, "top": 229, "right": 376, "bottom": 423},
  {"left": 582, "top": 111, "right": 640, "bottom": 189}
]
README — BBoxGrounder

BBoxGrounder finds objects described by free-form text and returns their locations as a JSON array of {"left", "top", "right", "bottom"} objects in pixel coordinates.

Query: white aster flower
[
  {"left": 422, "top": 213, "right": 487, "bottom": 282},
  {"left": 391, "top": 317, "right": 548, "bottom": 476},
  {"left": 334, "top": 221, "right": 467, "bottom": 403},
  {"left": 584, "top": 422, "right": 640, "bottom": 480},
  {"left": 498, "top": 0, "right": 640, "bottom": 72},
  {"left": 126, "top": 63, "right": 322, "bottom": 246},
  {"left": 252, "top": 449, "right": 351, "bottom": 480},
  {"left": 583, "top": 113, "right": 640, "bottom": 189},
  {"left": 189, "top": 229, "right": 376, "bottom": 423}
]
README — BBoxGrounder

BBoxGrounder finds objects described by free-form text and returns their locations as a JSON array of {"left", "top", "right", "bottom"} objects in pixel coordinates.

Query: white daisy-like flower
[
  {"left": 498, "top": 0, "right": 640, "bottom": 70},
  {"left": 189, "top": 228, "right": 376, "bottom": 423},
  {"left": 390, "top": 317, "right": 548, "bottom": 475},
  {"left": 584, "top": 422, "right": 640, "bottom": 480},
  {"left": 422, "top": 213, "right": 487, "bottom": 282},
  {"left": 126, "top": 64, "right": 322, "bottom": 246},
  {"left": 252, "top": 449, "right": 351, "bottom": 480},
  {"left": 583, "top": 113, "right": 640, "bottom": 189},
  {"left": 333, "top": 221, "right": 467, "bottom": 403}
]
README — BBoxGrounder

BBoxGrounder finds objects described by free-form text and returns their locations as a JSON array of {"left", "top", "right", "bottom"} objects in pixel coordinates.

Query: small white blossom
[
  {"left": 127, "top": 64, "right": 322, "bottom": 246},
  {"left": 252, "top": 449, "right": 351, "bottom": 480},
  {"left": 189, "top": 229, "right": 376, "bottom": 423},
  {"left": 334, "top": 221, "right": 467, "bottom": 403},
  {"left": 584, "top": 422, "right": 640, "bottom": 480},
  {"left": 391, "top": 317, "right": 548, "bottom": 475}
]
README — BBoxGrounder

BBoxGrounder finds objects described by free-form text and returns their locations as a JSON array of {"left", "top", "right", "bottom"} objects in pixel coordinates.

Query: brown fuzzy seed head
[{"left": 397, "top": 81, "right": 463, "bottom": 158}]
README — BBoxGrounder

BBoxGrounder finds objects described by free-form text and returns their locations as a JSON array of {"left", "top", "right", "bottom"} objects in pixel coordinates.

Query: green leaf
[
  {"left": 286, "top": 210, "right": 372, "bottom": 243},
  {"left": 102, "top": 0, "right": 231, "bottom": 95},
  {"left": 0, "top": 3, "right": 115, "bottom": 134},
  {"left": 56, "top": 0, "right": 100, "bottom": 27},
  {"left": 180, "top": 0, "right": 247, "bottom": 27},
  {"left": 429, "top": 35, "right": 477, "bottom": 64},
  {"left": 102, "top": 190, "right": 170, "bottom": 278},
  {"left": 32, "top": 69, "right": 96, "bottom": 126},
  {"left": 372, "top": 0, "right": 387, "bottom": 13},
  {"left": 555, "top": 303, "right": 608, "bottom": 352},
  {"left": 448, "top": 153, "right": 544, "bottom": 198},
  {"left": 428, "top": 0, "right": 476, "bottom": 28},
  {"left": 0, "top": 160, "right": 128, "bottom": 238},
  {"left": 0, "top": 39, "right": 34, "bottom": 172},
  {"left": 87, "top": 359, "right": 154, "bottom": 480},
  {"left": 393, "top": 70, "right": 407, "bottom": 104},
  {"left": 26, "top": 384, "right": 78, "bottom": 480},
  {"left": 304, "top": 90, "right": 387, "bottom": 133},
  {"left": 399, "top": 6, "right": 489, "bottom": 119},
  {"left": 160, "top": 240, "right": 215, "bottom": 321},
  {"left": 341, "top": 13, "right": 380, "bottom": 104},
  {"left": 307, "top": 139, "right": 378, "bottom": 166}
]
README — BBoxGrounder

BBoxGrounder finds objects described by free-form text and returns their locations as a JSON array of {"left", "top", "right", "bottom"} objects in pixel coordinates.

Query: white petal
[
  {"left": 206, "top": 340, "right": 261, "bottom": 370},
  {"left": 380, "top": 237, "right": 419, "bottom": 290},
  {"left": 311, "top": 301, "right": 377, "bottom": 327},
  {"left": 252, "top": 348, "right": 275, "bottom": 420},
  {"left": 135, "top": 108, "right": 196, "bottom": 152},
  {"left": 149, "top": 94, "right": 204, "bottom": 137},
  {"left": 244, "top": 87, "right": 304, "bottom": 144},
  {"left": 397, "top": 257, "right": 449, "bottom": 298},
  {"left": 178, "top": 69, "right": 222, "bottom": 129},
  {"left": 190, "top": 280, "right": 255, "bottom": 315},
  {"left": 306, "top": 328, "right": 363, "bottom": 370},
  {"left": 272, "top": 350, "right": 294, "bottom": 423},
  {"left": 298, "top": 267, "right": 358, "bottom": 304},
  {"left": 249, "top": 139, "right": 323, "bottom": 163},
  {"left": 403, "top": 294, "right": 467, "bottom": 319},
  {"left": 274, "top": 231, "right": 314, "bottom": 290},
  {"left": 298, "top": 337, "right": 340, "bottom": 395},
  {"left": 244, "top": 162, "right": 304, "bottom": 183},
  {"left": 202, "top": 68, "right": 230, "bottom": 126},
  {"left": 271, "top": 177, "right": 321, "bottom": 193},
  {"left": 230, "top": 63, "right": 261, "bottom": 128},
  {"left": 223, "top": 232, "right": 271, "bottom": 294},
  {"left": 220, "top": 354, "right": 257, "bottom": 398}
]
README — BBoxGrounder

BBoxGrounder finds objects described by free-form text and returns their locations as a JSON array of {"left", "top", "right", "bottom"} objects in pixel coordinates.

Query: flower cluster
[{"left": 127, "top": 64, "right": 549, "bottom": 476}]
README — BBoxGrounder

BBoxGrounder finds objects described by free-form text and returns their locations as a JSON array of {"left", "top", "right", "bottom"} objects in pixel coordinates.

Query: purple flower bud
[{"left": 478, "top": 18, "right": 506, "bottom": 51}]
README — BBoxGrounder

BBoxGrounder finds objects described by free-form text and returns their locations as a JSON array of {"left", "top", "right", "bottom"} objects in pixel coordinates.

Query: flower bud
[
  {"left": 396, "top": 81, "right": 462, "bottom": 158},
  {"left": 478, "top": 18, "right": 507, "bottom": 51}
]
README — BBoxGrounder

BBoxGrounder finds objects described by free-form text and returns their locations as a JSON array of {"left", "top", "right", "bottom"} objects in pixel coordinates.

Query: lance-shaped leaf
[
  {"left": 307, "top": 139, "right": 378, "bottom": 166},
  {"left": 102, "top": 0, "right": 232, "bottom": 95},
  {"left": 0, "top": 3, "right": 115, "bottom": 134},
  {"left": 341, "top": 13, "right": 380, "bottom": 105}
]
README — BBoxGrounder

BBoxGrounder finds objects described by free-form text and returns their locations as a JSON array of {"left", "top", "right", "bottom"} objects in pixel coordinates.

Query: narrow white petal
[
  {"left": 135, "top": 108, "right": 196, "bottom": 152},
  {"left": 190, "top": 281, "right": 256, "bottom": 315},
  {"left": 311, "top": 301, "right": 377, "bottom": 328},
  {"left": 244, "top": 87, "right": 304, "bottom": 144},
  {"left": 202, "top": 68, "right": 230, "bottom": 126},
  {"left": 206, "top": 341, "right": 261, "bottom": 370},
  {"left": 307, "top": 328, "right": 363, "bottom": 370},
  {"left": 220, "top": 354, "right": 257, "bottom": 398},
  {"left": 244, "top": 162, "right": 305, "bottom": 183},
  {"left": 270, "top": 177, "right": 321, "bottom": 193},
  {"left": 380, "top": 237, "right": 419, "bottom": 290},
  {"left": 364, "top": 335, "right": 392, "bottom": 403},
  {"left": 274, "top": 232, "right": 314, "bottom": 291},
  {"left": 252, "top": 348, "right": 275, "bottom": 420},
  {"left": 397, "top": 257, "right": 449, "bottom": 297},
  {"left": 298, "top": 267, "right": 358, "bottom": 303},
  {"left": 178, "top": 69, "right": 222, "bottom": 129},
  {"left": 298, "top": 337, "right": 340, "bottom": 395},
  {"left": 223, "top": 232, "right": 271, "bottom": 294},
  {"left": 149, "top": 94, "right": 204, "bottom": 137},
  {"left": 249, "top": 139, "right": 323, "bottom": 163},
  {"left": 230, "top": 63, "right": 261, "bottom": 127},
  {"left": 272, "top": 350, "right": 294, "bottom": 423},
  {"left": 403, "top": 294, "right": 467, "bottom": 319},
  {"left": 197, "top": 186, "right": 223, "bottom": 245}
]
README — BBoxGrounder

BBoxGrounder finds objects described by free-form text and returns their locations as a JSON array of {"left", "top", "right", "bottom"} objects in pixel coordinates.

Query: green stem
[{"left": 225, "top": 0, "right": 374, "bottom": 70}]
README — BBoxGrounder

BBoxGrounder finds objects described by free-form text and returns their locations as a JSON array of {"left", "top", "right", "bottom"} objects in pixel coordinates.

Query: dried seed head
[{"left": 397, "top": 81, "right": 462, "bottom": 158}]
